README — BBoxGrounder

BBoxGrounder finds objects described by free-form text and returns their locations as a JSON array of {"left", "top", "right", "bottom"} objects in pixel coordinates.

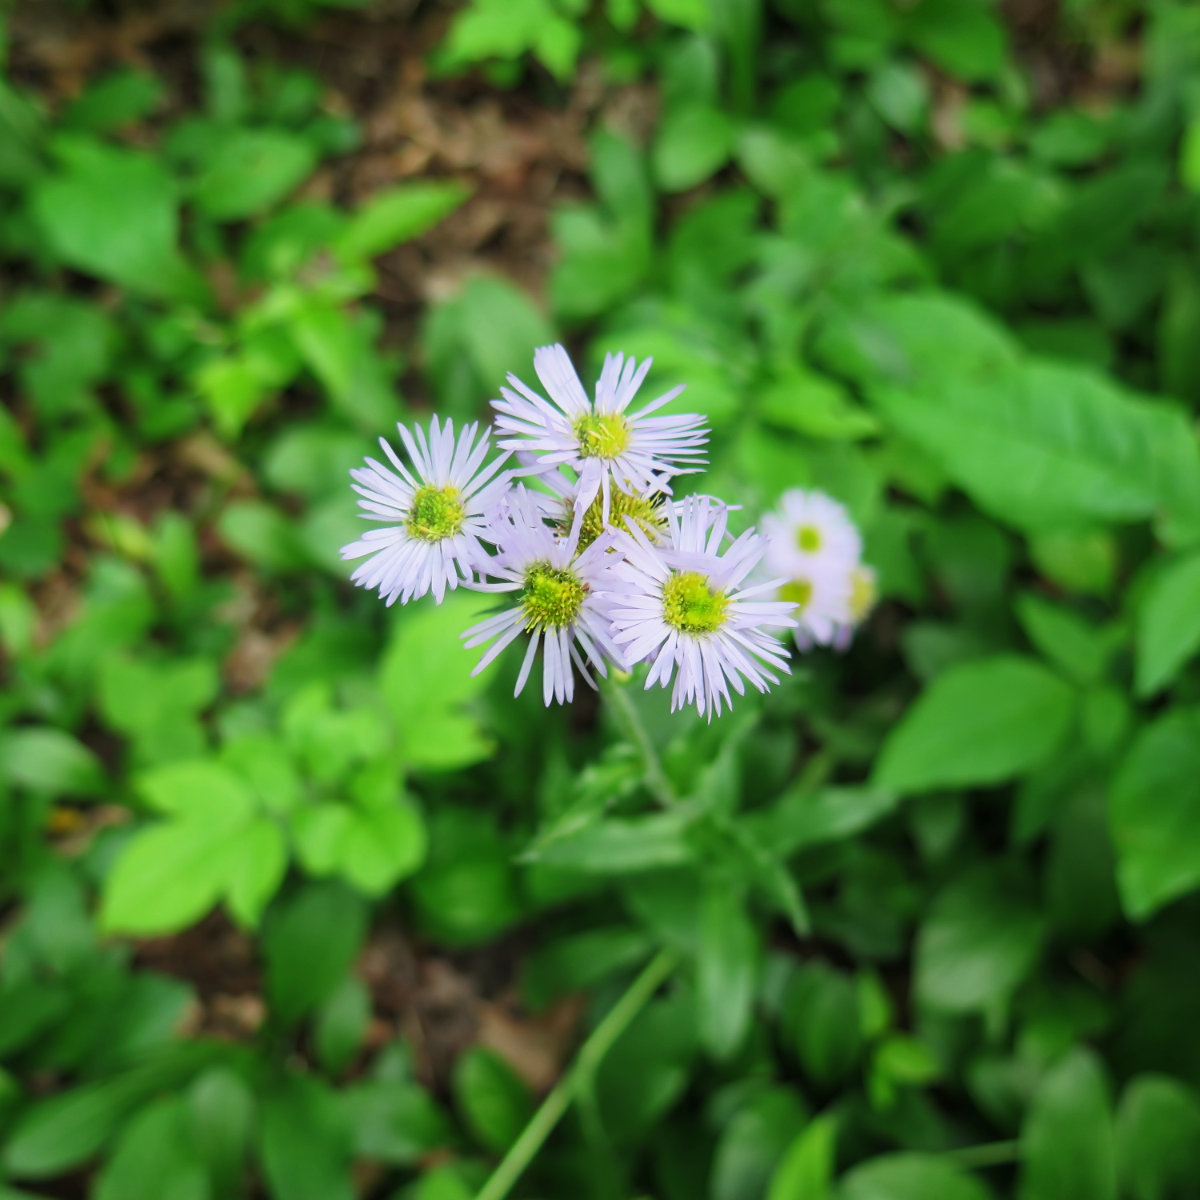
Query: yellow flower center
[
  {"left": 575, "top": 412, "right": 631, "bottom": 459},
  {"left": 407, "top": 484, "right": 464, "bottom": 542},
  {"left": 849, "top": 566, "right": 877, "bottom": 622},
  {"left": 662, "top": 571, "right": 728, "bottom": 635},
  {"left": 569, "top": 489, "right": 668, "bottom": 551},
  {"left": 780, "top": 579, "right": 813, "bottom": 611},
  {"left": 521, "top": 562, "right": 585, "bottom": 630},
  {"left": 795, "top": 524, "right": 822, "bottom": 553}
]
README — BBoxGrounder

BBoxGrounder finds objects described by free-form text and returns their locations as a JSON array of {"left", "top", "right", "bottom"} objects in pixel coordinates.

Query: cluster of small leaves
[{"left": 5, "top": 1, "right": 1200, "bottom": 1199}]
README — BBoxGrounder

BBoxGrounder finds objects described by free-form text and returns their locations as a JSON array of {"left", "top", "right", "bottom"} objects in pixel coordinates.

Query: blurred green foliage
[{"left": 4, "top": 0, "right": 1200, "bottom": 1198}]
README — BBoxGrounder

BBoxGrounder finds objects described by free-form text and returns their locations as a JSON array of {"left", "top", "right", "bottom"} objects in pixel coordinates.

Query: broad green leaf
[
  {"left": 783, "top": 965, "right": 863, "bottom": 1088},
  {"left": 259, "top": 1074, "right": 354, "bottom": 1200},
  {"left": 1135, "top": 552, "right": 1200, "bottom": 695},
  {"left": 381, "top": 595, "right": 493, "bottom": 770},
  {"left": 343, "top": 1079, "right": 452, "bottom": 1165},
  {"left": 1116, "top": 1075, "right": 1200, "bottom": 1200},
  {"left": 0, "top": 727, "right": 105, "bottom": 797},
  {"left": 653, "top": 103, "right": 735, "bottom": 192},
  {"left": 336, "top": 784, "right": 427, "bottom": 897},
  {"left": 712, "top": 1088, "right": 808, "bottom": 1200},
  {"left": 697, "top": 887, "right": 759, "bottom": 1060},
  {"left": 452, "top": 1047, "right": 532, "bottom": 1154},
  {"left": 93, "top": 1097, "right": 203, "bottom": 1200},
  {"left": 99, "top": 811, "right": 256, "bottom": 936},
  {"left": 191, "top": 129, "right": 316, "bottom": 221},
  {"left": 335, "top": 182, "right": 470, "bottom": 262},
  {"left": 1109, "top": 709, "right": 1200, "bottom": 919},
  {"left": 134, "top": 759, "right": 256, "bottom": 820},
  {"left": 30, "top": 141, "right": 198, "bottom": 299},
  {"left": 841, "top": 1154, "right": 993, "bottom": 1200},
  {"left": 755, "top": 785, "right": 899, "bottom": 854},
  {"left": 527, "top": 812, "right": 692, "bottom": 873},
  {"left": 768, "top": 1113, "right": 836, "bottom": 1200},
  {"left": 1015, "top": 593, "right": 1119, "bottom": 685},
  {"left": 263, "top": 882, "right": 368, "bottom": 1025},
  {"left": 916, "top": 865, "right": 1044, "bottom": 1013},
  {"left": 187, "top": 1066, "right": 254, "bottom": 1192},
  {"left": 1020, "top": 1048, "right": 1116, "bottom": 1200},
  {"left": 225, "top": 817, "right": 287, "bottom": 927},
  {"left": 875, "top": 656, "right": 1075, "bottom": 794},
  {"left": 314, "top": 977, "right": 370, "bottom": 1075}
]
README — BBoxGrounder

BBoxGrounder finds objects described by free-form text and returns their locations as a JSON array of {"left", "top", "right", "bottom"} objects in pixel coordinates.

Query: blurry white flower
[
  {"left": 491, "top": 344, "right": 707, "bottom": 523},
  {"left": 462, "top": 486, "right": 625, "bottom": 706},
  {"left": 341, "top": 416, "right": 510, "bottom": 606},
  {"left": 779, "top": 562, "right": 854, "bottom": 648},
  {"left": 762, "top": 488, "right": 862, "bottom": 579},
  {"left": 603, "top": 496, "right": 796, "bottom": 720},
  {"left": 831, "top": 564, "right": 878, "bottom": 650}
]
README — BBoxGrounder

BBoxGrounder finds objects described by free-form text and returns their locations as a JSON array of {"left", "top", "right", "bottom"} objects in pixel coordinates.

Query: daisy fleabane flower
[
  {"left": 603, "top": 496, "right": 797, "bottom": 720},
  {"left": 341, "top": 416, "right": 510, "bottom": 606},
  {"left": 491, "top": 344, "right": 708, "bottom": 524},
  {"left": 760, "top": 488, "right": 874, "bottom": 649},
  {"left": 761, "top": 488, "right": 862, "bottom": 578},
  {"left": 462, "top": 487, "right": 626, "bottom": 706}
]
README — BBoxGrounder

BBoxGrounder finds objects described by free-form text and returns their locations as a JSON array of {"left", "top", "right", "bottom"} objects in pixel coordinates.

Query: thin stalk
[
  {"left": 605, "top": 678, "right": 678, "bottom": 808},
  {"left": 475, "top": 949, "right": 678, "bottom": 1200}
]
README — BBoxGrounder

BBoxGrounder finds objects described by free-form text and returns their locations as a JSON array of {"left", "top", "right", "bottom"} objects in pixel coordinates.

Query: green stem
[
  {"left": 475, "top": 949, "right": 678, "bottom": 1200},
  {"left": 941, "top": 1140, "right": 1022, "bottom": 1169},
  {"left": 605, "top": 678, "right": 678, "bottom": 808}
]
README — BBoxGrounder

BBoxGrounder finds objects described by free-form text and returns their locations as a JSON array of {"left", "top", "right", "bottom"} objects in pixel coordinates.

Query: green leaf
[
  {"left": 334, "top": 182, "right": 470, "bottom": 262},
  {"left": 30, "top": 141, "right": 198, "bottom": 300},
  {"left": 263, "top": 882, "right": 368, "bottom": 1025},
  {"left": 1180, "top": 117, "right": 1200, "bottom": 192},
  {"left": 190, "top": 129, "right": 316, "bottom": 221},
  {"left": 314, "top": 977, "right": 371, "bottom": 1075},
  {"left": 768, "top": 1113, "right": 836, "bottom": 1200},
  {"left": 225, "top": 817, "right": 288, "bottom": 927},
  {"left": 1135, "top": 552, "right": 1200, "bottom": 696},
  {"left": 855, "top": 295, "right": 1200, "bottom": 540},
  {"left": 916, "top": 865, "right": 1044, "bottom": 1013},
  {"left": 712, "top": 1088, "right": 808, "bottom": 1200},
  {"left": 697, "top": 887, "right": 759, "bottom": 1060},
  {"left": 1015, "top": 593, "right": 1118, "bottom": 685},
  {"left": 381, "top": 595, "right": 494, "bottom": 770},
  {"left": 259, "top": 1074, "right": 354, "bottom": 1200},
  {"left": 527, "top": 812, "right": 693, "bottom": 873},
  {"left": 841, "top": 1154, "right": 993, "bottom": 1200},
  {"left": 93, "top": 1098, "right": 204, "bottom": 1200},
  {"left": 1019, "top": 1048, "right": 1116, "bottom": 1200},
  {"left": 875, "top": 656, "right": 1076, "bottom": 794},
  {"left": 1109, "top": 709, "right": 1200, "bottom": 920},
  {"left": 344, "top": 1079, "right": 452, "bottom": 1165},
  {"left": 0, "top": 727, "right": 106, "bottom": 797},
  {"left": 653, "top": 103, "right": 736, "bottom": 192},
  {"left": 452, "top": 1047, "right": 533, "bottom": 1154},
  {"left": 336, "top": 793, "right": 427, "bottom": 897},
  {"left": 754, "top": 784, "right": 899, "bottom": 854},
  {"left": 1116, "top": 1075, "right": 1200, "bottom": 1200},
  {"left": 134, "top": 759, "right": 255, "bottom": 819},
  {"left": 187, "top": 1066, "right": 254, "bottom": 1192},
  {"left": 782, "top": 964, "right": 864, "bottom": 1088}
]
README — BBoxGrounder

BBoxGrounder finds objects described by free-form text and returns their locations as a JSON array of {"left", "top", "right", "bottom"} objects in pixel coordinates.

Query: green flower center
[
  {"left": 575, "top": 412, "right": 631, "bottom": 459},
  {"left": 568, "top": 489, "right": 668, "bottom": 552},
  {"left": 662, "top": 571, "right": 728, "bottom": 635},
  {"left": 407, "top": 484, "right": 465, "bottom": 543},
  {"left": 521, "top": 562, "right": 585, "bottom": 630},
  {"left": 795, "top": 524, "right": 822, "bottom": 553},
  {"left": 780, "top": 579, "right": 813, "bottom": 611}
]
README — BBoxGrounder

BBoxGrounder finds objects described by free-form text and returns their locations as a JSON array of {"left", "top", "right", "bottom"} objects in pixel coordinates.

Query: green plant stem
[
  {"left": 605, "top": 678, "right": 678, "bottom": 807},
  {"left": 941, "top": 1140, "right": 1022, "bottom": 1169},
  {"left": 475, "top": 948, "right": 678, "bottom": 1200}
]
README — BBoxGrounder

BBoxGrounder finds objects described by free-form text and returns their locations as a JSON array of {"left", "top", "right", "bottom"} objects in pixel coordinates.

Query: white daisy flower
[
  {"left": 603, "top": 495, "right": 797, "bottom": 721},
  {"left": 531, "top": 464, "right": 674, "bottom": 553},
  {"left": 341, "top": 416, "right": 510, "bottom": 606},
  {"left": 762, "top": 488, "right": 862, "bottom": 579},
  {"left": 779, "top": 560, "right": 855, "bottom": 649},
  {"left": 491, "top": 343, "right": 708, "bottom": 523},
  {"left": 462, "top": 487, "right": 625, "bottom": 706},
  {"left": 831, "top": 563, "right": 878, "bottom": 651}
]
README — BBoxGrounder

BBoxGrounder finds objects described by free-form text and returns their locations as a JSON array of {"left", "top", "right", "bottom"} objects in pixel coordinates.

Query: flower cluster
[
  {"left": 343, "top": 344, "right": 866, "bottom": 716},
  {"left": 761, "top": 488, "right": 877, "bottom": 651}
]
